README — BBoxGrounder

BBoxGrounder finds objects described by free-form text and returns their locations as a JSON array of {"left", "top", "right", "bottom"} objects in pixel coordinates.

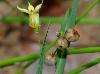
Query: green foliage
[
  {"left": 36, "top": 25, "right": 49, "bottom": 74},
  {"left": 1, "top": 16, "right": 100, "bottom": 25},
  {"left": 0, "top": 53, "right": 39, "bottom": 68},
  {"left": 0, "top": 47, "right": 100, "bottom": 68},
  {"left": 67, "top": 58, "right": 100, "bottom": 74},
  {"left": 68, "top": 0, "right": 79, "bottom": 28},
  {"left": 77, "top": 0, "right": 100, "bottom": 23},
  {"left": 55, "top": 59, "right": 66, "bottom": 74},
  {"left": 60, "top": 9, "right": 70, "bottom": 36}
]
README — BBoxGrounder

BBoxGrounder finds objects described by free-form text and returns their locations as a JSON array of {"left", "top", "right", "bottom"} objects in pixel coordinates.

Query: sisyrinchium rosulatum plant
[{"left": 0, "top": 0, "right": 100, "bottom": 74}]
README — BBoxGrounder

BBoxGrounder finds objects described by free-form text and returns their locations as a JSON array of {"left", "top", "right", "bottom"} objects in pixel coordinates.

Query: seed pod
[
  {"left": 44, "top": 51, "right": 56, "bottom": 66},
  {"left": 64, "top": 29, "right": 80, "bottom": 42},
  {"left": 56, "top": 38, "right": 69, "bottom": 50}
]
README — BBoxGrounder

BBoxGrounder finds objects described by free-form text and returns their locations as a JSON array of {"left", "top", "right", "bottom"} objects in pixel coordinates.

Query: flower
[{"left": 17, "top": 0, "right": 43, "bottom": 32}]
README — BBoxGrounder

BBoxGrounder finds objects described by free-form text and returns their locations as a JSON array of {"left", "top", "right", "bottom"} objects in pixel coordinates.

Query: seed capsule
[
  {"left": 44, "top": 51, "right": 56, "bottom": 66},
  {"left": 56, "top": 38, "right": 69, "bottom": 50},
  {"left": 64, "top": 29, "right": 80, "bottom": 42}
]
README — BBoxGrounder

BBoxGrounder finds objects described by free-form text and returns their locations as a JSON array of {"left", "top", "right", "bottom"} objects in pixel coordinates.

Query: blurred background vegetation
[{"left": 0, "top": 0, "right": 100, "bottom": 74}]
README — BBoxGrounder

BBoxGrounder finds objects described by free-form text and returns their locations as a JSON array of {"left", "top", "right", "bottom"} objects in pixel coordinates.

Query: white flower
[{"left": 17, "top": 0, "right": 43, "bottom": 31}]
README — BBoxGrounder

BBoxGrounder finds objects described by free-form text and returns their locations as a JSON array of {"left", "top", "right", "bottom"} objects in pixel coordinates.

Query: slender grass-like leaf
[
  {"left": 1, "top": 16, "right": 100, "bottom": 25},
  {"left": 0, "top": 53, "right": 39, "bottom": 68},
  {"left": 36, "top": 25, "right": 49, "bottom": 74},
  {"left": 68, "top": 0, "right": 79, "bottom": 29},
  {"left": 77, "top": 0, "right": 100, "bottom": 23},
  {"left": 60, "top": 9, "right": 70, "bottom": 36},
  {"left": 67, "top": 58, "right": 100, "bottom": 74}
]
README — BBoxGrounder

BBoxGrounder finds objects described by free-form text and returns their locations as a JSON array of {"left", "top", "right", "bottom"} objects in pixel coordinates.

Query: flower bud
[{"left": 65, "top": 29, "right": 80, "bottom": 42}]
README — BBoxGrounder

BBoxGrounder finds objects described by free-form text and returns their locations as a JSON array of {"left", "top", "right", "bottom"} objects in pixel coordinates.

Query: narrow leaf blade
[
  {"left": 68, "top": 0, "right": 79, "bottom": 28},
  {"left": 60, "top": 9, "right": 70, "bottom": 36},
  {"left": 36, "top": 26, "right": 49, "bottom": 74}
]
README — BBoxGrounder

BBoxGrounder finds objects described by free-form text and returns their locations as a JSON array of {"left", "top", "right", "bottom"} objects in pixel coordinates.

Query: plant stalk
[
  {"left": 0, "top": 47, "right": 100, "bottom": 68},
  {"left": 76, "top": 0, "right": 100, "bottom": 23},
  {"left": 67, "top": 58, "right": 100, "bottom": 74}
]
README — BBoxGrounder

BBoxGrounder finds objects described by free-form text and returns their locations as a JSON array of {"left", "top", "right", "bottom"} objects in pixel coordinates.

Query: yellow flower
[{"left": 17, "top": 0, "right": 43, "bottom": 32}]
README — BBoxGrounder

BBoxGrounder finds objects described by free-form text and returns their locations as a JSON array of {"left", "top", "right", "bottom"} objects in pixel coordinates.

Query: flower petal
[
  {"left": 28, "top": 2, "right": 34, "bottom": 12},
  {"left": 17, "top": 6, "right": 29, "bottom": 13},
  {"left": 35, "top": 4, "right": 42, "bottom": 12}
]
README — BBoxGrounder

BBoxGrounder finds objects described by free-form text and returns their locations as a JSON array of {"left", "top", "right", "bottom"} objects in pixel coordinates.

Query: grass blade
[
  {"left": 77, "top": 0, "right": 100, "bottom": 23},
  {"left": 0, "top": 53, "right": 39, "bottom": 68},
  {"left": 67, "top": 58, "right": 100, "bottom": 74},
  {"left": 1, "top": 16, "right": 100, "bottom": 25},
  {"left": 60, "top": 9, "right": 70, "bottom": 36},
  {"left": 68, "top": 0, "right": 79, "bottom": 28},
  {"left": 36, "top": 25, "right": 49, "bottom": 74}
]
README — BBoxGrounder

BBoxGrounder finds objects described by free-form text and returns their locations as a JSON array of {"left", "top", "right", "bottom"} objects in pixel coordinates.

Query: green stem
[
  {"left": 68, "top": 47, "right": 100, "bottom": 54},
  {"left": 78, "top": 18, "right": 100, "bottom": 25},
  {"left": 67, "top": 58, "right": 100, "bottom": 74},
  {"left": 68, "top": 0, "right": 79, "bottom": 28},
  {"left": 1, "top": 16, "right": 100, "bottom": 25},
  {"left": 76, "top": 0, "right": 100, "bottom": 23},
  {"left": 0, "top": 47, "right": 100, "bottom": 68},
  {"left": 0, "top": 53, "right": 39, "bottom": 68},
  {"left": 55, "top": 59, "right": 66, "bottom": 74},
  {"left": 45, "top": 39, "right": 58, "bottom": 52},
  {"left": 55, "top": 49, "right": 67, "bottom": 74},
  {"left": 40, "top": 17, "right": 63, "bottom": 24},
  {"left": 0, "top": 16, "right": 63, "bottom": 24},
  {"left": 36, "top": 25, "right": 49, "bottom": 74}
]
